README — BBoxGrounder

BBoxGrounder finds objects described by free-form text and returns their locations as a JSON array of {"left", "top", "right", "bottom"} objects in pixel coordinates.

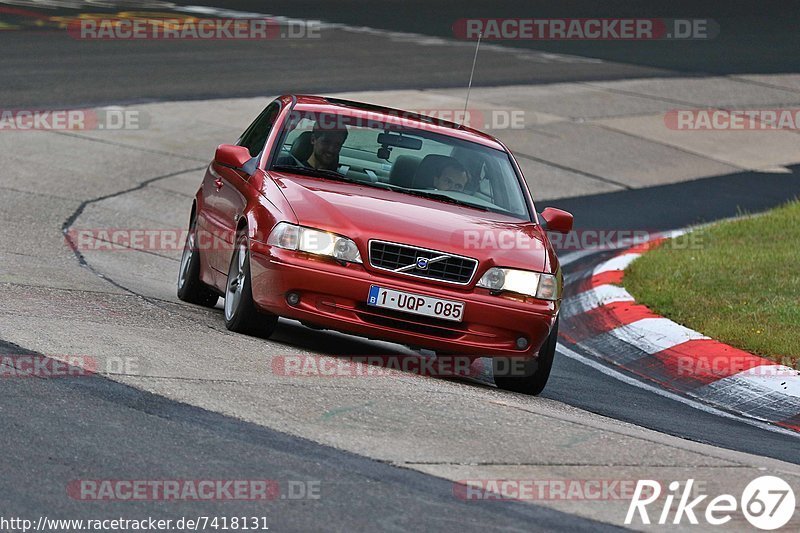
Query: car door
[
  {"left": 212, "top": 101, "right": 281, "bottom": 274},
  {"left": 197, "top": 162, "right": 229, "bottom": 275}
]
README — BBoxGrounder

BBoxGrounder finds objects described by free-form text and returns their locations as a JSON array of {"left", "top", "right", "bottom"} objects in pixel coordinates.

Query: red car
[{"left": 177, "top": 95, "right": 573, "bottom": 394}]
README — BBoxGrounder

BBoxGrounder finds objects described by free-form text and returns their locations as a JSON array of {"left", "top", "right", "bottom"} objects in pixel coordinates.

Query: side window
[{"left": 238, "top": 101, "right": 280, "bottom": 157}]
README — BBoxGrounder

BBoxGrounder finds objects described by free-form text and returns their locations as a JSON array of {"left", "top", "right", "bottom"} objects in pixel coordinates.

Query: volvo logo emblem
[{"left": 415, "top": 257, "right": 429, "bottom": 270}]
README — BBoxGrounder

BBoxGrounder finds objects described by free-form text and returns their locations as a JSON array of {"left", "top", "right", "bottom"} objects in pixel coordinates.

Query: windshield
[{"left": 270, "top": 110, "right": 531, "bottom": 220}]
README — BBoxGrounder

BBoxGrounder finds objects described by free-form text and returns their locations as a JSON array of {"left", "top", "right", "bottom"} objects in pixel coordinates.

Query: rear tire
[
  {"left": 493, "top": 316, "right": 559, "bottom": 395},
  {"left": 177, "top": 218, "right": 219, "bottom": 308},
  {"left": 224, "top": 231, "right": 278, "bottom": 338}
]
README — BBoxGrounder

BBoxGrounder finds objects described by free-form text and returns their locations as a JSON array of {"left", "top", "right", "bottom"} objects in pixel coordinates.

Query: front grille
[
  {"left": 357, "top": 305, "right": 464, "bottom": 338},
  {"left": 369, "top": 240, "right": 478, "bottom": 285}
]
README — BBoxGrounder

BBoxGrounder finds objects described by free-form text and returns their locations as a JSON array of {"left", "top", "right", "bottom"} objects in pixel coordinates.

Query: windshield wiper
[
  {"left": 272, "top": 164, "right": 359, "bottom": 184},
  {"left": 384, "top": 185, "right": 489, "bottom": 211}
]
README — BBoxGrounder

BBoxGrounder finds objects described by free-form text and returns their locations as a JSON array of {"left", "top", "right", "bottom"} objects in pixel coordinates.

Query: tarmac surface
[{"left": 1, "top": 1, "right": 799, "bottom": 530}]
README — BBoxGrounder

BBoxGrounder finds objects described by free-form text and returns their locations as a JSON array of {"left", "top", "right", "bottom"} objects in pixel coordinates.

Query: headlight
[
  {"left": 267, "top": 222, "right": 362, "bottom": 263},
  {"left": 477, "top": 267, "right": 560, "bottom": 300}
]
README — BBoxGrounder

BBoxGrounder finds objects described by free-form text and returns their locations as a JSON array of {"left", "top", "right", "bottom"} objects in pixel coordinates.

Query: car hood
[{"left": 271, "top": 174, "right": 550, "bottom": 273}]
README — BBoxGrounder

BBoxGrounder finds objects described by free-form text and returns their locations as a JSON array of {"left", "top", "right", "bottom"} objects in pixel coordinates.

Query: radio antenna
[{"left": 462, "top": 31, "right": 483, "bottom": 126}]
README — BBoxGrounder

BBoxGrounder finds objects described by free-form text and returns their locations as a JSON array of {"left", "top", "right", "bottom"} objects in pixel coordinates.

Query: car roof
[{"left": 287, "top": 94, "right": 507, "bottom": 151}]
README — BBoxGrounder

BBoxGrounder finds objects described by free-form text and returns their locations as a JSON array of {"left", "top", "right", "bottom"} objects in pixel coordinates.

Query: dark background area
[
  {"left": 1, "top": 0, "right": 798, "bottom": 107},
  {"left": 181, "top": 0, "right": 800, "bottom": 74}
]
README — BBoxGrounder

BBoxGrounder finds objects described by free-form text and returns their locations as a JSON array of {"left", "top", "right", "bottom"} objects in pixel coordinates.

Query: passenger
[{"left": 432, "top": 160, "right": 470, "bottom": 192}]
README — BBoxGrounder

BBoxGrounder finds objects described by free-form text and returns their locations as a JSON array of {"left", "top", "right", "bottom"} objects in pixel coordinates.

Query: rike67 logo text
[{"left": 626, "top": 476, "right": 796, "bottom": 530}]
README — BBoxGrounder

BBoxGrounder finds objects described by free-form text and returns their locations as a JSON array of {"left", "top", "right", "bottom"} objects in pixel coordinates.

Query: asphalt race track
[
  {"left": 2, "top": 1, "right": 799, "bottom": 530},
  {"left": 4, "top": 0, "right": 800, "bottom": 108},
  {"left": 1, "top": 337, "right": 617, "bottom": 532}
]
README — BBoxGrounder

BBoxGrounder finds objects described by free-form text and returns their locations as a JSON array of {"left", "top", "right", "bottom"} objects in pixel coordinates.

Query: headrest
[
  {"left": 388, "top": 155, "right": 421, "bottom": 188},
  {"left": 290, "top": 131, "right": 314, "bottom": 162}
]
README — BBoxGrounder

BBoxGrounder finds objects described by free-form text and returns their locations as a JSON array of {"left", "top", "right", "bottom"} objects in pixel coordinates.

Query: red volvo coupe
[{"left": 178, "top": 95, "right": 573, "bottom": 394}]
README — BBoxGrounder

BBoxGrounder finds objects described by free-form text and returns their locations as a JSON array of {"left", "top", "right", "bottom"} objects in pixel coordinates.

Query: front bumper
[{"left": 249, "top": 243, "right": 558, "bottom": 357}]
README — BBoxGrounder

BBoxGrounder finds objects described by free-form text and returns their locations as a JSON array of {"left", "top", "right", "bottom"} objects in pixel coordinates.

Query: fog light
[
  {"left": 286, "top": 292, "right": 301, "bottom": 306},
  {"left": 516, "top": 337, "right": 529, "bottom": 350}
]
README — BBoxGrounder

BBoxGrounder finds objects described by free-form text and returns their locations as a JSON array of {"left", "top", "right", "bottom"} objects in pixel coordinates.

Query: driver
[
  {"left": 307, "top": 122, "right": 348, "bottom": 170},
  {"left": 432, "top": 160, "right": 470, "bottom": 192}
]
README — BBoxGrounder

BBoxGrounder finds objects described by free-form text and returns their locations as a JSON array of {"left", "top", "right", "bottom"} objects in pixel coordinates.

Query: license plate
[{"left": 367, "top": 285, "right": 464, "bottom": 322}]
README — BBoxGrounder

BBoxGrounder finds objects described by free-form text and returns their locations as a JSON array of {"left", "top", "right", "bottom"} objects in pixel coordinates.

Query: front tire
[
  {"left": 224, "top": 232, "right": 278, "bottom": 337},
  {"left": 493, "top": 316, "right": 559, "bottom": 395},
  {"left": 177, "top": 219, "right": 219, "bottom": 308}
]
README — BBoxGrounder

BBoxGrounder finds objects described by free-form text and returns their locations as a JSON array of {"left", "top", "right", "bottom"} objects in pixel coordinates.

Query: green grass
[{"left": 624, "top": 200, "right": 800, "bottom": 362}]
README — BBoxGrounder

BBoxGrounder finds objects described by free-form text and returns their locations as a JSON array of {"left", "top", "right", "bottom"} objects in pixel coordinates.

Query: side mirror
[
  {"left": 541, "top": 207, "right": 573, "bottom": 234},
  {"left": 215, "top": 144, "right": 252, "bottom": 170}
]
